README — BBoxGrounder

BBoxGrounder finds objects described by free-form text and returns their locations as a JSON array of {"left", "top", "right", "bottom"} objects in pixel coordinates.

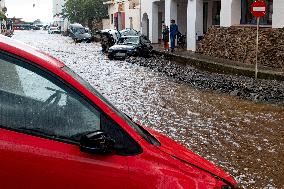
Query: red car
[{"left": 0, "top": 35, "right": 238, "bottom": 189}]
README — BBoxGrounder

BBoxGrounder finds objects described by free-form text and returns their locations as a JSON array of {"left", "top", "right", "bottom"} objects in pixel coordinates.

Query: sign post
[{"left": 251, "top": 0, "right": 267, "bottom": 79}]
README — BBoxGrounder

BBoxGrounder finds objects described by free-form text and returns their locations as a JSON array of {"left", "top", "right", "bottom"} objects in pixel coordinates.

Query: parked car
[
  {"left": 48, "top": 26, "right": 61, "bottom": 34},
  {"left": 69, "top": 23, "right": 93, "bottom": 43},
  {"left": 99, "top": 28, "right": 141, "bottom": 53},
  {"left": 0, "top": 35, "right": 238, "bottom": 189},
  {"left": 108, "top": 35, "right": 153, "bottom": 59},
  {"left": 99, "top": 29, "right": 119, "bottom": 52}
]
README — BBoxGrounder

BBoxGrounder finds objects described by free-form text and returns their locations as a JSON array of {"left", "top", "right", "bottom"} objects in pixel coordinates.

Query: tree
[
  {"left": 63, "top": 0, "right": 108, "bottom": 27},
  {"left": 0, "top": 11, "right": 6, "bottom": 34},
  {"left": 0, "top": 11, "right": 6, "bottom": 21}
]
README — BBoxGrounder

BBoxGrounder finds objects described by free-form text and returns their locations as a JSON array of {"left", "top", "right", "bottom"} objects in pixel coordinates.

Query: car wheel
[{"left": 108, "top": 55, "right": 114, "bottom": 60}]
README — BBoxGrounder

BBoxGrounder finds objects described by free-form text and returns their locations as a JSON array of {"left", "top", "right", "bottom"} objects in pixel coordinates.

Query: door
[
  {"left": 203, "top": 2, "right": 208, "bottom": 34},
  {"left": 0, "top": 53, "right": 138, "bottom": 189}
]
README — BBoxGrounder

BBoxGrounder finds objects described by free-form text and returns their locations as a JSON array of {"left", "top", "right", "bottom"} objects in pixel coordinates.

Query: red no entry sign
[{"left": 251, "top": 1, "right": 267, "bottom": 17}]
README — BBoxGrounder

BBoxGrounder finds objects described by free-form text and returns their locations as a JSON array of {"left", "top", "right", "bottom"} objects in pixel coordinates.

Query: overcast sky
[{"left": 6, "top": 0, "right": 53, "bottom": 23}]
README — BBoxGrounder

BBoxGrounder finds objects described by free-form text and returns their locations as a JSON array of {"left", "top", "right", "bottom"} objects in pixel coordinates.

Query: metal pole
[{"left": 255, "top": 17, "right": 260, "bottom": 79}]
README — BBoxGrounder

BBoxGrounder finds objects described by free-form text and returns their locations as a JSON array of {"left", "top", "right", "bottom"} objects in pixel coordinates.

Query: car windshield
[
  {"left": 74, "top": 28, "right": 86, "bottom": 34},
  {"left": 117, "top": 37, "right": 139, "bottom": 45},
  {"left": 62, "top": 66, "right": 160, "bottom": 146},
  {"left": 120, "top": 29, "right": 139, "bottom": 36}
]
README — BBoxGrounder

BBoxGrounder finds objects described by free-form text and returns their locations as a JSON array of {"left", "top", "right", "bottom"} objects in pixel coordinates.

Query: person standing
[
  {"left": 162, "top": 25, "right": 169, "bottom": 51},
  {"left": 170, "top": 19, "right": 179, "bottom": 52}
]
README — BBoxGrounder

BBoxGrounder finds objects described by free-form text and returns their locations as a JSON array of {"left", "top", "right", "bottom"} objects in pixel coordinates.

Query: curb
[{"left": 153, "top": 50, "right": 284, "bottom": 81}]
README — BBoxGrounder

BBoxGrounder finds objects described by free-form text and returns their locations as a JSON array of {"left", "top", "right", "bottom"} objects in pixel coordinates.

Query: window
[
  {"left": 0, "top": 53, "right": 141, "bottom": 155},
  {"left": 0, "top": 57, "right": 101, "bottom": 139},
  {"left": 111, "top": 14, "right": 114, "bottom": 24}
]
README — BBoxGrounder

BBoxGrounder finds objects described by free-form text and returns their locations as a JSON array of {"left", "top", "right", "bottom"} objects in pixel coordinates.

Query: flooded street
[{"left": 12, "top": 31, "right": 284, "bottom": 188}]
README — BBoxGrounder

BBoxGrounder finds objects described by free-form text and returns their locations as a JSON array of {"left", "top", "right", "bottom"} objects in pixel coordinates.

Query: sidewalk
[{"left": 152, "top": 44, "right": 284, "bottom": 81}]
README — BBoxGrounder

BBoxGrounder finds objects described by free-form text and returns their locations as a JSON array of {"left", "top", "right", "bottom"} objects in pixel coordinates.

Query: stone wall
[{"left": 197, "top": 26, "right": 284, "bottom": 70}]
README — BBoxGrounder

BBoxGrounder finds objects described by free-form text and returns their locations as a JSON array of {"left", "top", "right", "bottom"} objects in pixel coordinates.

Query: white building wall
[
  {"left": 165, "top": 0, "right": 177, "bottom": 28},
  {"left": 141, "top": 0, "right": 154, "bottom": 41},
  {"left": 53, "top": 0, "right": 65, "bottom": 17},
  {"left": 102, "top": 19, "right": 111, "bottom": 29},
  {"left": 142, "top": 0, "right": 284, "bottom": 52},
  {"left": 220, "top": 0, "right": 241, "bottom": 27},
  {"left": 151, "top": 2, "right": 159, "bottom": 43},
  {"left": 125, "top": 1, "right": 141, "bottom": 31},
  {"left": 106, "top": 0, "right": 140, "bottom": 31},
  {"left": 53, "top": 0, "right": 69, "bottom": 32},
  {"left": 187, "top": 0, "right": 199, "bottom": 51},
  {"left": 272, "top": 0, "right": 284, "bottom": 28},
  {"left": 0, "top": 0, "right": 5, "bottom": 9},
  {"left": 107, "top": 3, "right": 117, "bottom": 29}
]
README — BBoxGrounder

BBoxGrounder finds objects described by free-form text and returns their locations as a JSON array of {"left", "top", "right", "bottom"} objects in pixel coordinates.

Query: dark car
[
  {"left": 108, "top": 35, "right": 152, "bottom": 59},
  {"left": 69, "top": 24, "right": 93, "bottom": 43}
]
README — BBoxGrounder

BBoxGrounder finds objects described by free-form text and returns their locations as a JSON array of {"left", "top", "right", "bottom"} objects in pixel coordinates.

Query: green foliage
[
  {"left": 0, "top": 11, "right": 7, "bottom": 21},
  {"left": 63, "top": 0, "right": 108, "bottom": 25},
  {"left": 2, "top": 7, "right": 7, "bottom": 13}
]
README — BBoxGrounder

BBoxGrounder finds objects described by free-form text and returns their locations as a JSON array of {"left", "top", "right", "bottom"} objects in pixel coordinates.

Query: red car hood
[{"left": 143, "top": 126, "right": 237, "bottom": 187}]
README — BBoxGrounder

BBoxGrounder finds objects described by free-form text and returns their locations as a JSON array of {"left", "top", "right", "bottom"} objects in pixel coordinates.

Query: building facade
[
  {"left": 53, "top": 0, "right": 69, "bottom": 32},
  {"left": 103, "top": 0, "right": 140, "bottom": 31},
  {"left": 141, "top": 0, "right": 284, "bottom": 51},
  {"left": 0, "top": 0, "right": 5, "bottom": 9}
]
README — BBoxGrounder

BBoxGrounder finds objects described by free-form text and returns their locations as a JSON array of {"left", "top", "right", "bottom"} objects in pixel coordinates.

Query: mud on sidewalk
[{"left": 126, "top": 55, "right": 284, "bottom": 105}]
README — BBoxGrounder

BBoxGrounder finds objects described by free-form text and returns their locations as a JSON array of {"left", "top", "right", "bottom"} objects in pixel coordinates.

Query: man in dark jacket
[{"left": 170, "top": 19, "right": 178, "bottom": 52}]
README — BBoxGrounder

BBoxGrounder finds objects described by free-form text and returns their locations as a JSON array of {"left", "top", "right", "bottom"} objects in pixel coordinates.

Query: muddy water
[{"left": 13, "top": 31, "right": 284, "bottom": 188}]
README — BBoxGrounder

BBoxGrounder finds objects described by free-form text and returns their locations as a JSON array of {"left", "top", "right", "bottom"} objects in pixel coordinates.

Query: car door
[{"left": 0, "top": 52, "right": 138, "bottom": 189}]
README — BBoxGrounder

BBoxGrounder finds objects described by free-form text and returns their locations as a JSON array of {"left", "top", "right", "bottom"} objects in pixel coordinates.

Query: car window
[
  {"left": 0, "top": 54, "right": 141, "bottom": 155},
  {"left": 117, "top": 37, "right": 139, "bottom": 45},
  {"left": 0, "top": 57, "right": 100, "bottom": 137}
]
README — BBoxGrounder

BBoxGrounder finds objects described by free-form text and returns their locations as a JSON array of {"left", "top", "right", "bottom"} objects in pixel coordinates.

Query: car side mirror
[{"left": 80, "top": 131, "right": 115, "bottom": 155}]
